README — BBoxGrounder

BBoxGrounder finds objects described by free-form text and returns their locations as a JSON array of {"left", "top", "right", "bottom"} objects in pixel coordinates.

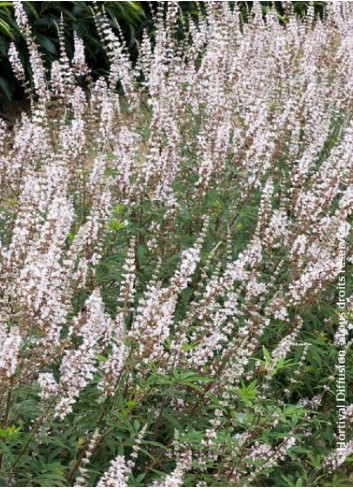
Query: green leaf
[
  {"left": 109, "top": 218, "right": 125, "bottom": 231},
  {"left": 163, "top": 411, "right": 182, "bottom": 431},
  {"left": 0, "top": 425, "right": 21, "bottom": 440},
  {"left": 262, "top": 345, "right": 271, "bottom": 364},
  {"left": 95, "top": 354, "right": 107, "bottom": 363},
  {"left": 112, "top": 203, "right": 125, "bottom": 215},
  {"left": 0, "top": 18, "right": 13, "bottom": 38},
  {"left": 36, "top": 34, "right": 57, "bottom": 55}
]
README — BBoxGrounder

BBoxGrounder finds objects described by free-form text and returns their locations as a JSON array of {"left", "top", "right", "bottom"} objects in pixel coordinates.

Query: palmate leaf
[{"left": 30, "top": 468, "right": 68, "bottom": 488}]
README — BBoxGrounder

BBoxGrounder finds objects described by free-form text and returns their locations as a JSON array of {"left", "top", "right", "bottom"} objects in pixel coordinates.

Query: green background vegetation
[{"left": 0, "top": 1, "right": 325, "bottom": 112}]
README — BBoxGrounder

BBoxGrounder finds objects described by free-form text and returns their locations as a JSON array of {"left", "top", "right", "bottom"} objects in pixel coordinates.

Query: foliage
[
  {"left": 0, "top": 1, "right": 328, "bottom": 106},
  {"left": 1, "top": 1, "right": 353, "bottom": 487},
  {"left": 0, "top": 1, "right": 146, "bottom": 104}
]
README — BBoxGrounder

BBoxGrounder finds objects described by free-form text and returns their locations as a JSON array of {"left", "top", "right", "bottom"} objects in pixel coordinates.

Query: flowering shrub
[{"left": 1, "top": 1, "right": 353, "bottom": 487}]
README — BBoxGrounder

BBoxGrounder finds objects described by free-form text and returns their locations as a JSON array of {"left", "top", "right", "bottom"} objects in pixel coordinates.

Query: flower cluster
[{"left": 1, "top": 1, "right": 353, "bottom": 487}]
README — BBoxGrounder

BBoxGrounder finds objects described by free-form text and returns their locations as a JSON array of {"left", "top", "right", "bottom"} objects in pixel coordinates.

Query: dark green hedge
[{"left": 0, "top": 1, "right": 326, "bottom": 111}]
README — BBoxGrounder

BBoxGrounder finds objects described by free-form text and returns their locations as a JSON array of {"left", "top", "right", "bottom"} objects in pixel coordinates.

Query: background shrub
[{"left": 0, "top": 1, "right": 326, "bottom": 109}]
